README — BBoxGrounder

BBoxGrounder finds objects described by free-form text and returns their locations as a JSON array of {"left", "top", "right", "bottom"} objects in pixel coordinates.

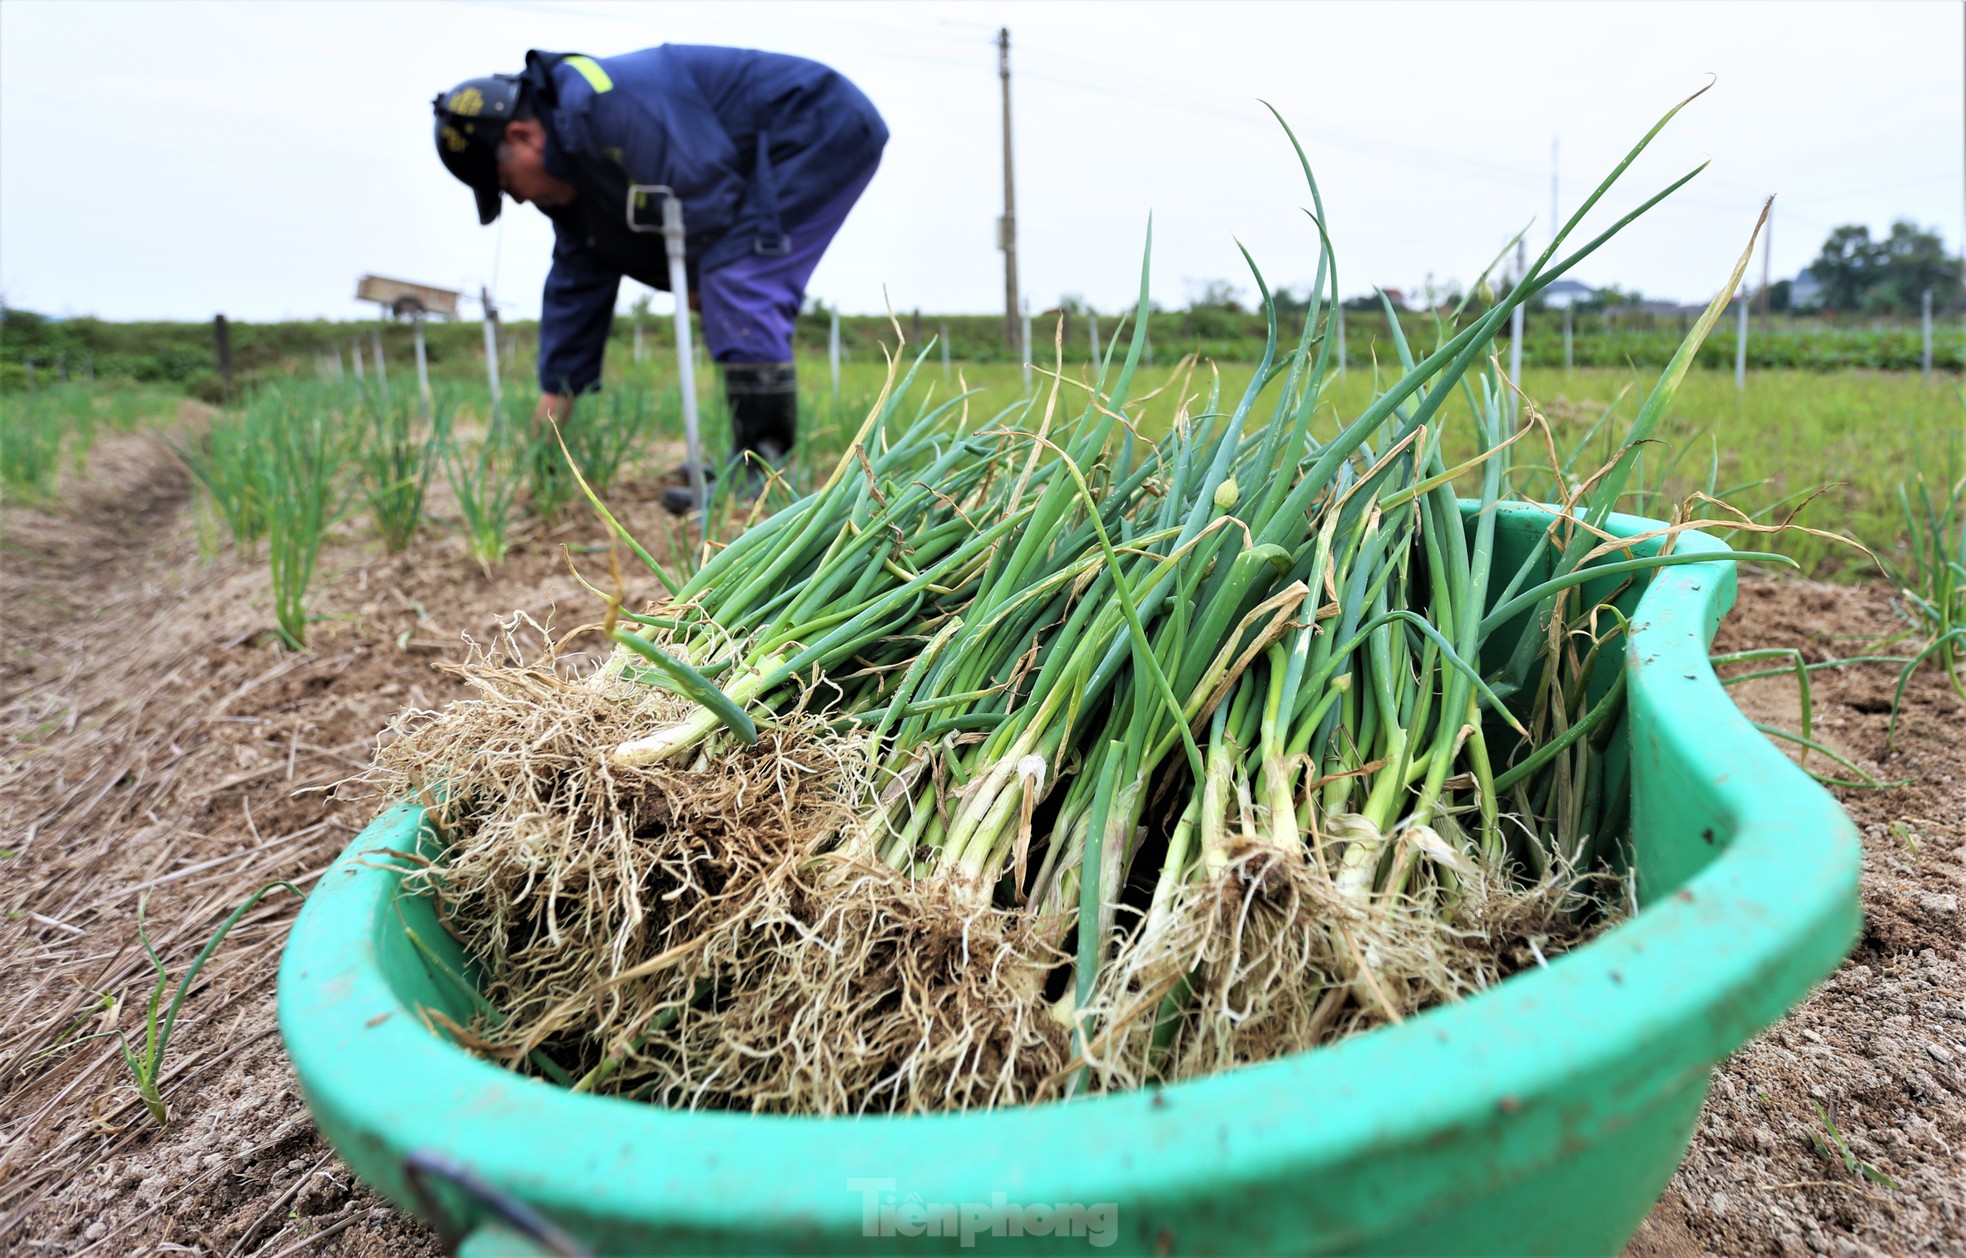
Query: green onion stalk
[{"left": 512, "top": 90, "right": 1802, "bottom": 1100}]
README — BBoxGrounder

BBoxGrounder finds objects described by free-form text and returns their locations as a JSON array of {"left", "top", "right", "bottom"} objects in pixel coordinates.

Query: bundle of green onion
[{"left": 381, "top": 91, "right": 1783, "bottom": 1113}]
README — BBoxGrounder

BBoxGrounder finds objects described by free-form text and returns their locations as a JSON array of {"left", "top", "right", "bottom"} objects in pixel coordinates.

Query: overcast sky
[{"left": 1, "top": 0, "right": 1960, "bottom": 323}]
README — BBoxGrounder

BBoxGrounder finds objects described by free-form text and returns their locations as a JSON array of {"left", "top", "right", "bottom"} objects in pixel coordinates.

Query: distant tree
[
  {"left": 1766, "top": 278, "right": 1793, "bottom": 313},
  {"left": 1811, "top": 225, "right": 1880, "bottom": 311},
  {"left": 1873, "top": 221, "right": 1962, "bottom": 311},
  {"left": 1580, "top": 284, "right": 1644, "bottom": 311},
  {"left": 1185, "top": 278, "right": 1245, "bottom": 313},
  {"left": 2, "top": 305, "right": 48, "bottom": 336},
  {"left": 1057, "top": 292, "right": 1087, "bottom": 315},
  {"left": 1810, "top": 221, "right": 1961, "bottom": 313},
  {"left": 1271, "top": 286, "right": 1314, "bottom": 315}
]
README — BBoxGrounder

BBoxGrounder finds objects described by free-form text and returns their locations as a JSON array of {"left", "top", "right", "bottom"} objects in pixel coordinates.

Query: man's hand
[{"left": 535, "top": 393, "right": 573, "bottom": 429}]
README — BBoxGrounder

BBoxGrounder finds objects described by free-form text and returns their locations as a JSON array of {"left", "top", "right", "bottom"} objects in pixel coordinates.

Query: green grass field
[
  {"left": 782, "top": 355, "right": 1956, "bottom": 580},
  {"left": 4, "top": 352, "right": 1955, "bottom": 586}
]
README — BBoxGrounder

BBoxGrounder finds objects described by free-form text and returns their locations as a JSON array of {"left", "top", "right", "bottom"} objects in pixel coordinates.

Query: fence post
[
  {"left": 1922, "top": 288, "right": 1934, "bottom": 380},
  {"left": 1088, "top": 311, "right": 1100, "bottom": 365},
  {"left": 480, "top": 288, "right": 502, "bottom": 409},
  {"left": 829, "top": 309, "right": 841, "bottom": 399},
  {"left": 633, "top": 320, "right": 644, "bottom": 364},
  {"left": 1562, "top": 305, "right": 1573, "bottom": 371},
  {"left": 351, "top": 339, "right": 365, "bottom": 382},
  {"left": 1020, "top": 301, "right": 1033, "bottom": 395},
  {"left": 1336, "top": 307, "right": 1347, "bottom": 379},
  {"left": 213, "top": 314, "right": 233, "bottom": 400},
  {"left": 941, "top": 324, "right": 952, "bottom": 382},
  {"left": 1734, "top": 290, "right": 1748, "bottom": 395},
  {"left": 372, "top": 327, "right": 389, "bottom": 401},
  {"left": 413, "top": 313, "right": 432, "bottom": 413}
]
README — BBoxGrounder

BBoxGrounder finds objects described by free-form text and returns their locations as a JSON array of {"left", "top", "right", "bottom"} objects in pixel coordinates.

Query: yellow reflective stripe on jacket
[{"left": 565, "top": 55, "right": 613, "bottom": 93}]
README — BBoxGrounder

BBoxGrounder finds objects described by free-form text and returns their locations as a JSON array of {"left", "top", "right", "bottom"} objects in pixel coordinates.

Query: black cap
[{"left": 432, "top": 75, "right": 522, "bottom": 225}]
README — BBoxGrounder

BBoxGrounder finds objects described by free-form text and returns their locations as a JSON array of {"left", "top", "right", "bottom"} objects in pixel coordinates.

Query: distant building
[
  {"left": 1789, "top": 267, "right": 1823, "bottom": 310},
  {"left": 1541, "top": 279, "right": 1597, "bottom": 309}
]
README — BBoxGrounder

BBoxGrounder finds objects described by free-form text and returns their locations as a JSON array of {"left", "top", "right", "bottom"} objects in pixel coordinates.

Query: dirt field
[
  {"left": 1627, "top": 581, "right": 1966, "bottom": 1257},
  {"left": 2, "top": 429, "right": 1960, "bottom": 1256}
]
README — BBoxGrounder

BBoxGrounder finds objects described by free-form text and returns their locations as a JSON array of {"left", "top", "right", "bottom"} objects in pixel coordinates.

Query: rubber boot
[{"left": 663, "top": 362, "right": 798, "bottom": 513}]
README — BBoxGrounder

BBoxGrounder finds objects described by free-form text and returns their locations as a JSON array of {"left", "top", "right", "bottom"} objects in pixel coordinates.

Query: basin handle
[{"left": 402, "top": 1148, "right": 590, "bottom": 1257}]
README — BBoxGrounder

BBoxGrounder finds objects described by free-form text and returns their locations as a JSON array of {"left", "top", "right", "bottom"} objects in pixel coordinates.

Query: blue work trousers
[{"left": 697, "top": 159, "right": 880, "bottom": 364}]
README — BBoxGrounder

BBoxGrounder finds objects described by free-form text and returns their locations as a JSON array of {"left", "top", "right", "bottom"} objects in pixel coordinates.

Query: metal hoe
[{"left": 627, "top": 185, "right": 708, "bottom": 532}]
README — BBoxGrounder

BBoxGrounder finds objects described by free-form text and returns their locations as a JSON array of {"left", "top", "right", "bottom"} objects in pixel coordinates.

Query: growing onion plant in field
[
  {"left": 171, "top": 404, "right": 273, "bottom": 554},
  {"left": 536, "top": 384, "right": 652, "bottom": 516},
  {"left": 356, "top": 388, "right": 443, "bottom": 554},
  {"left": 1889, "top": 431, "right": 1965, "bottom": 721},
  {"left": 262, "top": 389, "right": 351, "bottom": 649},
  {"left": 0, "top": 391, "right": 69, "bottom": 505},
  {"left": 446, "top": 398, "right": 526, "bottom": 576},
  {"left": 120, "top": 882, "right": 302, "bottom": 1125}
]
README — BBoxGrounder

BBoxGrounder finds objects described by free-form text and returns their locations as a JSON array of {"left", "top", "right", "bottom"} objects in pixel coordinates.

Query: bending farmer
[{"left": 432, "top": 46, "right": 887, "bottom": 509}]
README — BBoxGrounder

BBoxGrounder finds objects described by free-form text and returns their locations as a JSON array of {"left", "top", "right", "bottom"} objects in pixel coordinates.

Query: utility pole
[{"left": 998, "top": 28, "right": 1021, "bottom": 358}]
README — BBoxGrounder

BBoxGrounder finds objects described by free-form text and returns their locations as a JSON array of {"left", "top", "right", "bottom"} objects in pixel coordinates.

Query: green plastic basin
[{"left": 277, "top": 506, "right": 1861, "bottom": 1255}]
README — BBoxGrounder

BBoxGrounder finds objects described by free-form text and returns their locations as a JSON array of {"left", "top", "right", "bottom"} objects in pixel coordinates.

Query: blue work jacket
[{"left": 521, "top": 46, "right": 888, "bottom": 394}]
